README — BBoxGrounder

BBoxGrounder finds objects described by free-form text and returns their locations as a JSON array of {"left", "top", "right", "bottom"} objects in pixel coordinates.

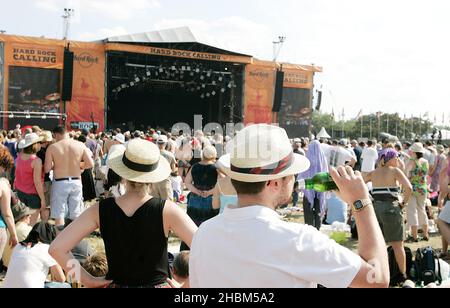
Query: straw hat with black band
[
  {"left": 220, "top": 124, "right": 310, "bottom": 183},
  {"left": 107, "top": 139, "right": 171, "bottom": 184}
]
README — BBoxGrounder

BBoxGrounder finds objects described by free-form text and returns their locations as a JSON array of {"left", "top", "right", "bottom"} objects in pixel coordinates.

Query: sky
[{"left": 1, "top": 0, "right": 450, "bottom": 122}]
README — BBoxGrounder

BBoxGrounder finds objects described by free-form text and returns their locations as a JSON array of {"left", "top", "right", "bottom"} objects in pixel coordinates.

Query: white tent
[{"left": 317, "top": 127, "right": 331, "bottom": 139}]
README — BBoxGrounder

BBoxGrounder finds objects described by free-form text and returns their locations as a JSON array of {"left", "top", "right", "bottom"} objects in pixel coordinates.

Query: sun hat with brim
[
  {"left": 113, "top": 134, "right": 125, "bottom": 144},
  {"left": 11, "top": 202, "right": 36, "bottom": 223},
  {"left": 410, "top": 142, "right": 426, "bottom": 154},
  {"left": 41, "top": 131, "right": 53, "bottom": 142},
  {"left": 18, "top": 133, "right": 44, "bottom": 149},
  {"left": 220, "top": 124, "right": 310, "bottom": 183},
  {"left": 107, "top": 139, "right": 171, "bottom": 184}
]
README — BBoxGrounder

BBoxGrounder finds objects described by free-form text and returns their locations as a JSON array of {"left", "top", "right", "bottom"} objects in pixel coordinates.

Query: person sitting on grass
[
  {"left": 83, "top": 253, "right": 109, "bottom": 278},
  {"left": 172, "top": 251, "right": 190, "bottom": 288},
  {"left": 3, "top": 222, "right": 67, "bottom": 288}
]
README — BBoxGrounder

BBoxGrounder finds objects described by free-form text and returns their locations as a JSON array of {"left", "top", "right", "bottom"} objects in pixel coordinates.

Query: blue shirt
[{"left": 325, "top": 194, "right": 348, "bottom": 225}]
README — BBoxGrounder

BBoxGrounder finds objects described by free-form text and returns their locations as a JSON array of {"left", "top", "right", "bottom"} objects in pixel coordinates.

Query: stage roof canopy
[{"left": 103, "top": 27, "right": 252, "bottom": 58}]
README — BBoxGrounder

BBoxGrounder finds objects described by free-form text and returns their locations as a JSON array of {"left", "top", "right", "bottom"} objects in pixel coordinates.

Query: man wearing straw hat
[
  {"left": 45, "top": 126, "right": 94, "bottom": 228},
  {"left": 189, "top": 124, "right": 389, "bottom": 288}
]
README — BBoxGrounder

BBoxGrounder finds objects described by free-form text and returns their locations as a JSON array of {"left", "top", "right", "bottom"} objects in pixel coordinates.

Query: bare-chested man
[{"left": 45, "top": 126, "right": 94, "bottom": 227}]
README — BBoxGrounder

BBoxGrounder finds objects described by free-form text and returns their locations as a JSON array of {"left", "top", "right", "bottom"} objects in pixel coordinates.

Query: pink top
[{"left": 14, "top": 155, "right": 42, "bottom": 195}]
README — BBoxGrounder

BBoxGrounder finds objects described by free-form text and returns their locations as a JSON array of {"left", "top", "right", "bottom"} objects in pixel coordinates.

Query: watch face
[{"left": 354, "top": 200, "right": 364, "bottom": 211}]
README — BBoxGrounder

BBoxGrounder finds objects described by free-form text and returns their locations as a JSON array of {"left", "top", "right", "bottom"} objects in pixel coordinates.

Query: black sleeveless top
[
  {"left": 99, "top": 197, "right": 168, "bottom": 287},
  {"left": 191, "top": 163, "right": 218, "bottom": 191}
]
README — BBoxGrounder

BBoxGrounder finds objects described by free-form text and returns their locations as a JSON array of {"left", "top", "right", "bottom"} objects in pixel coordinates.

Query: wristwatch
[{"left": 352, "top": 199, "right": 372, "bottom": 213}]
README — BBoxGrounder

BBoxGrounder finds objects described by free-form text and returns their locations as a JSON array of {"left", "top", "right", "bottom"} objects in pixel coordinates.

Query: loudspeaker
[
  {"left": 61, "top": 49, "right": 74, "bottom": 102},
  {"left": 315, "top": 90, "right": 323, "bottom": 111},
  {"left": 272, "top": 70, "right": 285, "bottom": 112}
]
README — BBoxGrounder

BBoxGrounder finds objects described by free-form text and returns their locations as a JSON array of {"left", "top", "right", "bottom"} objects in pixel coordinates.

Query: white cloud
[
  {"left": 154, "top": 17, "right": 274, "bottom": 58},
  {"left": 36, "top": 0, "right": 160, "bottom": 20},
  {"left": 76, "top": 26, "right": 128, "bottom": 41},
  {"left": 35, "top": 0, "right": 59, "bottom": 11}
]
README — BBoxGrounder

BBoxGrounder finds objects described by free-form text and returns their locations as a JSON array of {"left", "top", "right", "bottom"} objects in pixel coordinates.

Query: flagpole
[
  {"left": 403, "top": 117, "right": 406, "bottom": 140},
  {"left": 361, "top": 115, "right": 363, "bottom": 139},
  {"left": 369, "top": 117, "right": 372, "bottom": 140},
  {"left": 386, "top": 114, "right": 389, "bottom": 135}
]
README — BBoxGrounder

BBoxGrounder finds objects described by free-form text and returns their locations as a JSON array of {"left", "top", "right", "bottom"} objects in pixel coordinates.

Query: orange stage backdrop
[
  {"left": 282, "top": 68, "right": 314, "bottom": 89},
  {"left": 243, "top": 64, "right": 276, "bottom": 125},
  {"left": 67, "top": 43, "right": 105, "bottom": 132}
]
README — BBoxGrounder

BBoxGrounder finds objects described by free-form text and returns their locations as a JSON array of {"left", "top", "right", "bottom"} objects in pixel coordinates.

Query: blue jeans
[{"left": 45, "top": 282, "right": 72, "bottom": 288}]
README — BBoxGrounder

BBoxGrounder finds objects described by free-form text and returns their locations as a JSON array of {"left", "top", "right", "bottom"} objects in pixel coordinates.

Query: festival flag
[
  {"left": 331, "top": 108, "right": 335, "bottom": 120},
  {"left": 355, "top": 109, "right": 363, "bottom": 120}
]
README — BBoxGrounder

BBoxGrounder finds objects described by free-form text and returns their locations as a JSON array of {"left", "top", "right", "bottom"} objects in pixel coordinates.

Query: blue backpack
[{"left": 413, "top": 247, "right": 442, "bottom": 285}]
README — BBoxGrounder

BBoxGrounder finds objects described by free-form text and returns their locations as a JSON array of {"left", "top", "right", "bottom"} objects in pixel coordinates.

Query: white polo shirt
[{"left": 190, "top": 206, "right": 361, "bottom": 288}]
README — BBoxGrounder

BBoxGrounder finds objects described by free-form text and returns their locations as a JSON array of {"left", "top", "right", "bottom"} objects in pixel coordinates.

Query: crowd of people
[{"left": 0, "top": 122, "right": 448, "bottom": 288}]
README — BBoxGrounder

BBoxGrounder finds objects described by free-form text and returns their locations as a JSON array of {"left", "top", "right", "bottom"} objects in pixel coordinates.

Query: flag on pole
[
  {"left": 331, "top": 108, "right": 335, "bottom": 120},
  {"left": 355, "top": 109, "right": 363, "bottom": 120}
]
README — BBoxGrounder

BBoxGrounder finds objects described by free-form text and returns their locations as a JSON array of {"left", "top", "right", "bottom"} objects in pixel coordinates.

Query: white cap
[
  {"left": 157, "top": 135, "right": 168, "bottom": 144},
  {"left": 113, "top": 134, "right": 125, "bottom": 144}
]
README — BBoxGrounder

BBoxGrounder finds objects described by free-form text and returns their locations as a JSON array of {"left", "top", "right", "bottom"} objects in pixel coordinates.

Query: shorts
[
  {"left": 439, "top": 201, "right": 450, "bottom": 224},
  {"left": 374, "top": 200, "right": 405, "bottom": 243},
  {"left": 16, "top": 190, "right": 41, "bottom": 210},
  {"left": 50, "top": 179, "right": 84, "bottom": 221}
]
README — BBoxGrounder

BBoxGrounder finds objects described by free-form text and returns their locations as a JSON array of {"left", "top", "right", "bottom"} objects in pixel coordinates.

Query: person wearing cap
[
  {"left": 363, "top": 148, "right": 413, "bottom": 283},
  {"left": 0, "top": 148, "right": 18, "bottom": 264},
  {"left": 405, "top": 143, "right": 430, "bottom": 242},
  {"left": 2, "top": 202, "right": 34, "bottom": 268},
  {"left": 49, "top": 139, "right": 198, "bottom": 288},
  {"left": 3, "top": 222, "right": 67, "bottom": 288},
  {"left": 430, "top": 145, "right": 447, "bottom": 193},
  {"left": 36, "top": 131, "right": 54, "bottom": 221},
  {"left": 44, "top": 126, "right": 94, "bottom": 228},
  {"left": 14, "top": 133, "right": 46, "bottom": 226},
  {"left": 189, "top": 124, "right": 389, "bottom": 288},
  {"left": 150, "top": 135, "right": 176, "bottom": 201}
]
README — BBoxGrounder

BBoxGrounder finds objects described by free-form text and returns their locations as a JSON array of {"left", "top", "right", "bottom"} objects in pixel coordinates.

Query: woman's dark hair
[
  {"left": 23, "top": 143, "right": 39, "bottom": 155},
  {"left": 104, "top": 169, "right": 122, "bottom": 191},
  {"left": 22, "top": 222, "right": 56, "bottom": 247},
  {"left": 173, "top": 251, "right": 190, "bottom": 279},
  {"left": 0, "top": 147, "right": 14, "bottom": 171},
  {"left": 77, "top": 134, "right": 87, "bottom": 143},
  {"left": 415, "top": 152, "right": 424, "bottom": 159}
]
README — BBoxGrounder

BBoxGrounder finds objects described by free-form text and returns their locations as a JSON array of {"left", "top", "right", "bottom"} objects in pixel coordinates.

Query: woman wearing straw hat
[
  {"left": 14, "top": 133, "right": 46, "bottom": 226},
  {"left": 405, "top": 143, "right": 430, "bottom": 242},
  {"left": 49, "top": 139, "right": 198, "bottom": 288}
]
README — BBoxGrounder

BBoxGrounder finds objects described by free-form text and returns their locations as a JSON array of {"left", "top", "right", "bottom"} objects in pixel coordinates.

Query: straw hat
[
  {"left": 107, "top": 139, "right": 171, "bottom": 184},
  {"left": 18, "top": 133, "right": 43, "bottom": 149},
  {"left": 220, "top": 124, "right": 310, "bottom": 183},
  {"left": 410, "top": 142, "right": 425, "bottom": 154},
  {"left": 11, "top": 202, "right": 36, "bottom": 223},
  {"left": 41, "top": 131, "right": 53, "bottom": 142}
]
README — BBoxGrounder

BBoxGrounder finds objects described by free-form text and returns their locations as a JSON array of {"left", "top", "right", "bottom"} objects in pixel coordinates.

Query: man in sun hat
[
  {"left": 45, "top": 126, "right": 94, "bottom": 228},
  {"left": 189, "top": 124, "right": 389, "bottom": 288}
]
